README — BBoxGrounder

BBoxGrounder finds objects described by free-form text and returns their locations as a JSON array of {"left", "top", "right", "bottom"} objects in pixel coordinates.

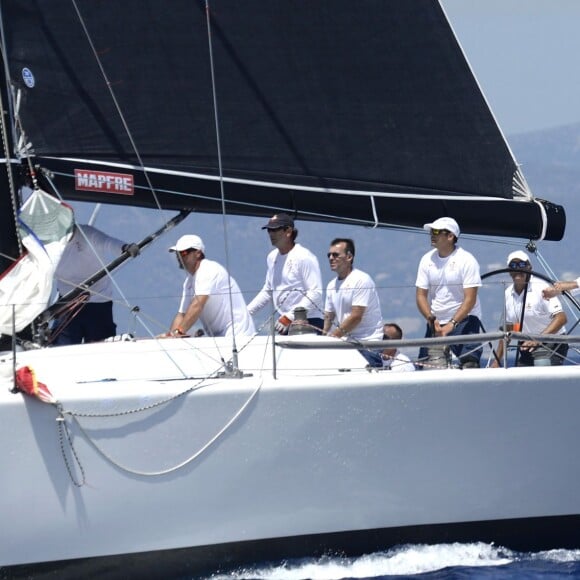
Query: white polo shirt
[
  {"left": 415, "top": 246, "right": 482, "bottom": 322},
  {"left": 505, "top": 276, "right": 566, "bottom": 335}
]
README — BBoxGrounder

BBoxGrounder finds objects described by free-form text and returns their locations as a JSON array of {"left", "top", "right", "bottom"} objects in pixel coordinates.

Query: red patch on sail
[{"left": 75, "top": 169, "right": 134, "bottom": 195}]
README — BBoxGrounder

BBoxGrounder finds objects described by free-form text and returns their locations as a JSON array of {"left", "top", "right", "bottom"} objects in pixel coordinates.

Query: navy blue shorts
[
  {"left": 53, "top": 301, "right": 116, "bottom": 345},
  {"left": 418, "top": 315, "right": 482, "bottom": 366}
]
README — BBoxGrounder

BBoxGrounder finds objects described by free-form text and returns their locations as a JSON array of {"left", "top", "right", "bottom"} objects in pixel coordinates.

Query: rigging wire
[
  {"left": 88, "top": 203, "right": 102, "bottom": 227},
  {"left": 536, "top": 249, "right": 580, "bottom": 325},
  {"left": 0, "top": 85, "right": 22, "bottom": 256},
  {"left": 69, "top": 0, "right": 164, "bottom": 217},
  {"left": 203, "top": 0, "right": 241, "bottom": 369},
  {"left": 42, "top": 174, "right": 135, "bottom": 310},
  {"left": 40, "top": 175, "right": 187, "bottom": 367},
  {"left": 22, "top": 4, "right": 194, "bottom": 358},
  {"left": 0, "top": 14, "right": 23, "bottom": 255}
]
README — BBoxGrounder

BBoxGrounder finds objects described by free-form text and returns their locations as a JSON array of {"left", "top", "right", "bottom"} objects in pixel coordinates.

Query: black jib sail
[{"left": 0, "top": 0, "right": 566, "bottom": 241}]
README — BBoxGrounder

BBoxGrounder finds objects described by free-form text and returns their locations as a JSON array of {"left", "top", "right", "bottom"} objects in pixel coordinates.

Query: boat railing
[
  {"left": 278, "top": 332, "right": 506, "bottom": 350},
  {"left": 278, "top": 332, "right": 580, "bottom": 349},
  {"left": 277, "top": 331, "right": 580, "bottom": 369}
]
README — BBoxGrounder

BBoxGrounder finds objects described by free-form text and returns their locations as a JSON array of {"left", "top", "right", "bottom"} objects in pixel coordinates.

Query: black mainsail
[{"left": 0, "top": 0, "right": 566, "bottom": 242}]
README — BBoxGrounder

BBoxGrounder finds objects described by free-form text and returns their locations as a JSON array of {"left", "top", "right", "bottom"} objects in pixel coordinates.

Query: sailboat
[{"left": 0, "top": 1, "right": 578, "bottom": 577}]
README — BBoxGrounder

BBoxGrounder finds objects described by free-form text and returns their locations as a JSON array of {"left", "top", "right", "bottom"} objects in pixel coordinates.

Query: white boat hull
[{"left": 1, "top": 336, "right": 580, "bottom": 576}]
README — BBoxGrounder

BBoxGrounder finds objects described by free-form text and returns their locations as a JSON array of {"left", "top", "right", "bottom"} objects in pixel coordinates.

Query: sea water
[{"left": 204, "top": 543, "right": 580, "bottom": 579}]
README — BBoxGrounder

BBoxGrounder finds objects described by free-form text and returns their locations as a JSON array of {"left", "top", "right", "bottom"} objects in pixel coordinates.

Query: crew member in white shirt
[
  {"left": 382, "top": 323, "right": 416, "bottom": 372},
  {"left": 248, "top": 213, "right": 323, "bottom": 334},
  {"left": 415, "top": 216, "right": 482, "bottom": 368},
  {"left": 492, "top": 250, "right": 567, "bottom": 367},
  {"left": 166, "top": 235, "right": 255, "bottom": 338},
  {"left": 323, "top": 237, "right": 383, "bottom": 366}
]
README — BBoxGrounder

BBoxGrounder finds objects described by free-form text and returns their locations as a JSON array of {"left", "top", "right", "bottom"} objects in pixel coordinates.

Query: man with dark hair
[
  {"left": 248, "top": 213, "right": 323, "bottom": 334},
  {"left": 382, "top": 322, "right": 415, "bottom": 372},
  {"left": 415, "top": 216, "right": 482, "bottom": 368},
  {"left": 329, "top": 237, "right": 355, "bottom": 257},
  {"left": 323, "top": 237, "right": 383, "bottom": 366}
]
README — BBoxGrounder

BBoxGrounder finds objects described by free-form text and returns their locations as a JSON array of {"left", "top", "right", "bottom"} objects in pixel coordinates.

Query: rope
[
  {"left": 46, "top": 294, "right": 89, "bottom": 344},
  {"left": 56, "top": 403, "right": 86, "bottom": 487},
  {"left": 57, "top": 370, "right": 263, "bottom": 478}
]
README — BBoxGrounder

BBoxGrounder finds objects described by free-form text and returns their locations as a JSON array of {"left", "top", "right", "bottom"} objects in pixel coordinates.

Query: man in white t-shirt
[
  {"left": 492, "top": 250, "right": 567, "bottom": 367},
  {"left": 382, "top": 323, "right": 416, "bottom": 372},
  {"left": 415, "top": 217, "right": 482, "bottom": 368},
  {"left": 248, "top": 213, "right": 323, "bottom": 334},
  {"left": 166, "top": 235, "right": 255, "bottom": 338},
  {"left": 323, "top": 238, "right": 383, "bottom": 366}
]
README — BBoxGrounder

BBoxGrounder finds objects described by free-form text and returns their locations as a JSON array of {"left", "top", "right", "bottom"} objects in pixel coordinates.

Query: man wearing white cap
[
  {"left": 166, "top": 234, "right": 255, "bottom": 338},
  {"left": 492, "top": 250, "right": 567, "bottom": 367},
  {"left": 415, "top": 216, "right": 482, "bottom": 368}
]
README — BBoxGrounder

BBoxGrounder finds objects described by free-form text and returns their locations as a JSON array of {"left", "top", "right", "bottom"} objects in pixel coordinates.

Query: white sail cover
[{"left": 0, "top": 189, "right": 73, "bottom": 335}]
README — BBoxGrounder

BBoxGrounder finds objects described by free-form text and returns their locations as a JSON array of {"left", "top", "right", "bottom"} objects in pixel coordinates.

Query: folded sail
[
  {"left": 0, "top": 0, "right": 565, "bottom": 240},
  {"left": 0, "top": 190, "right": 73, "bottom": 334}
]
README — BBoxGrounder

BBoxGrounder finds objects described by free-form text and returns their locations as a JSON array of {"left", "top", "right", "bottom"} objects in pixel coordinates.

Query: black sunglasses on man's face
[{"left": 508, "top": 260, "right": 529, "bottom": 270}]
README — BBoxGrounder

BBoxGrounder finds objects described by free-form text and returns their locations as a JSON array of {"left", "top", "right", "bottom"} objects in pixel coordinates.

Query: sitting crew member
[
  {"left": 491, "top": 251, "right": 568, "bottom": 367},
  {"left": 382, "top": 323, "right": 416, "bottom": 372},
  {"left": 166, "top": 235, "right": 255, "bottom": 338},
  {"left": 53, "top": 224, "right": 139, "bottom": 345}
]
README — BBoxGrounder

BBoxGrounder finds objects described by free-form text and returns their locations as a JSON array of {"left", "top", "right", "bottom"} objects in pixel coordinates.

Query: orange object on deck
[{"left": 15, "top": 366, "right": 56, "bottom": 404}]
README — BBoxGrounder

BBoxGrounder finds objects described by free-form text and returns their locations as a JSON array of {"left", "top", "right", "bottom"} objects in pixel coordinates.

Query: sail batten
[{"left": 0, "top": 0, "right": 565, "bottom": 240}]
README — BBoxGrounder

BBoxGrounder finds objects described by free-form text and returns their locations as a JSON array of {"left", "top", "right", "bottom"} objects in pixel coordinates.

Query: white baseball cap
[
  {"left": 423, "top": 217, "right": 460, "bottom": 238},
  {"left": 168, "top": 234, "right": 205, "bottom": 253},
  {"left": 506, "top": 250, "right": 530, "bottom": 265}
]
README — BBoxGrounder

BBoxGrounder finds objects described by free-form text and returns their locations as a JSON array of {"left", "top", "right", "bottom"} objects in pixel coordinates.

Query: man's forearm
[
  {"left": 323, "top": 312, "right": 334, "bottom": 334},
  {"left": 416, "top": 290, "right": 432, "bottom": 320},
  {"left": 331, "top": 312, "right": 363, "bottom": 337}
]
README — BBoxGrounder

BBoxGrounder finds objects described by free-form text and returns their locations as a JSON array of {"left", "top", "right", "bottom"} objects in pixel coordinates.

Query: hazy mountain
[
  {"left": 72, "top": 123, "right": 580, "bottom": 340},
  {"left": 509, "top": 123, "right": 580, "bottom": 277}
]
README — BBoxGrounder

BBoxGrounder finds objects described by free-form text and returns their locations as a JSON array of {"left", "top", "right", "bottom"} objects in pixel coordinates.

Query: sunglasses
[
  {"left": 508, "top": 260, "right": 529, "bottom": 270},
  {"left": 327, "top": 252, "right": 346, "bottom": 259},
  {"left": 430, "top": 229, "right": 450, "bottom": 236},
  {"left": 178, "top": 249, "right": 196, "bottom": 257}
]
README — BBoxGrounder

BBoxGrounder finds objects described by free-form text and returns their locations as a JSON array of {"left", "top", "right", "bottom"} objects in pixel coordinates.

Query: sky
[{"left": 442, "top": 0, "right": 580, "bottom": 135}]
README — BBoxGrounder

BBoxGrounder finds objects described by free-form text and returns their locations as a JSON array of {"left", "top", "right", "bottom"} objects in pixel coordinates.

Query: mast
[{"left": 0, "top": 44, "right": 21, "bottom": 274}]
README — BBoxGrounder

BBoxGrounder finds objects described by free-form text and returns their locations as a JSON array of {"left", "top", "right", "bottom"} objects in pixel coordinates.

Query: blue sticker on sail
[{"left": 22, "top": 68, "right": 35, "bottom": 88}]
